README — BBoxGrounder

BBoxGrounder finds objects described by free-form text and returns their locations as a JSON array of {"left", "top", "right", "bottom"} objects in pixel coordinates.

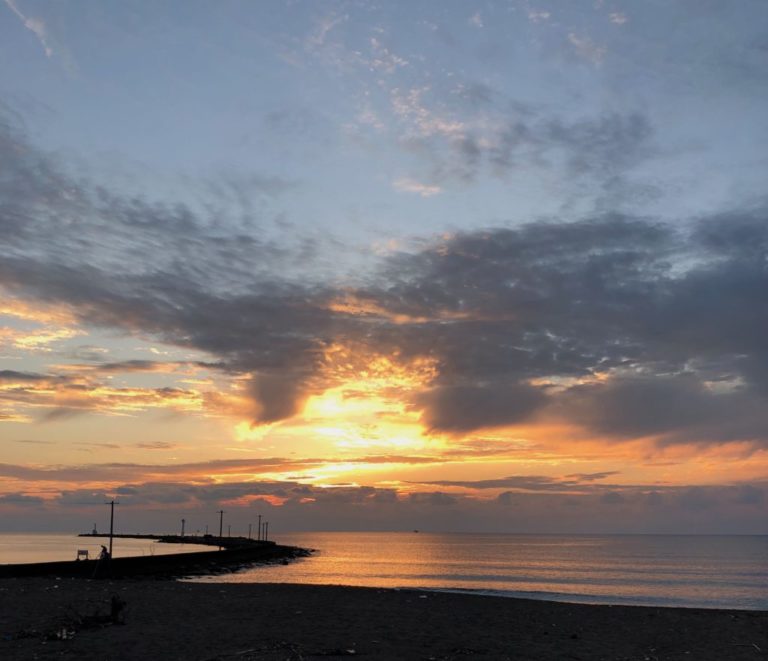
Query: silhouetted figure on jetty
[{"left": 93, "top": 545, "right": 111, "bottom": 578}]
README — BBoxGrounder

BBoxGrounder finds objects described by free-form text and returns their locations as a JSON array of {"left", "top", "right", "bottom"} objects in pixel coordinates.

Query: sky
[{"left": 1, "top": 0, "right": 767, "bottom": 535}]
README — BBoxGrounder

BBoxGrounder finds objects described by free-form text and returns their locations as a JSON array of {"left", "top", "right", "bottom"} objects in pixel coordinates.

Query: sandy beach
[{"left": 0, "top": 578, "right": 765, "bottom": 660}]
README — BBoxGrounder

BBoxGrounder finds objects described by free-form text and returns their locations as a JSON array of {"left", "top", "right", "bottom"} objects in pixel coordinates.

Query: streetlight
[
  {"left": 105, "top": 500, "right": 119, "bottom": 557},
  {"left": 217, "top": 510, "right": 225, "bottom": 550}
]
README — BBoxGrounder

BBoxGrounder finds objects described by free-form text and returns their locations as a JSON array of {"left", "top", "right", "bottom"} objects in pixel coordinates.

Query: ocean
[
  {"left": 1, "top": 532, "right": 765, "bottom": 610},
  {"left": 192, "top": 532, "right": 768, "bottom": 610},
  {"left": 0, "top": 533, "right": 212, "bottom": 564}
]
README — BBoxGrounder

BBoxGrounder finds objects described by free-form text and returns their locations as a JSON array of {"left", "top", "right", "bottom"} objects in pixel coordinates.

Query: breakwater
[{"left": 0, "top": 535, "right": 310, "bottom": 579}]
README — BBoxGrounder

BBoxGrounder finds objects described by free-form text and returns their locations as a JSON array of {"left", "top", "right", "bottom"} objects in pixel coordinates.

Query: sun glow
[
  {"left": 228, "top": 344, "right": 441, "bottom": 472},
  {"left": 295, "top": 344, "right": 440, "bottom": 452}
]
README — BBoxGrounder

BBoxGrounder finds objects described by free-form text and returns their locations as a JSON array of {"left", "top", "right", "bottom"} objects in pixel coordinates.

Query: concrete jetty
[{"left": 0, "top": 534, "right": 311, "bottom": 579}]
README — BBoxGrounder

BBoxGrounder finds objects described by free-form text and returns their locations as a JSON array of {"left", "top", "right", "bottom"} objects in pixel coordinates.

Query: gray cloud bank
[
  {"left": 0, "top": 475, "right": 765, "bottom": 534},
  {"left": 1, "top": 111, "right": 768, "bottom": 447}
]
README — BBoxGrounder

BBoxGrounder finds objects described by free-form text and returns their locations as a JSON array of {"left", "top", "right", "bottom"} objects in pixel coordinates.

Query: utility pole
[
  {"left": 248, "top": 523, "right": 252, "bottom": 540},
  {"left": 227, "top": 524, "right": 231, "bottom": 537},
  {"left": 181, "top": 518, "right": 186, "bottom": 537},
  {"left": 257, "top": 514, "right": 262, "bottom": 541},
  {"left": 105, "top": 500, "right": 119, "bottom": 557},
  {"left": 263, "top": 521, "right": 268, "bottom": 542},
  {"left": 217, "top": 510, "right": 225, "bottom": 550}
]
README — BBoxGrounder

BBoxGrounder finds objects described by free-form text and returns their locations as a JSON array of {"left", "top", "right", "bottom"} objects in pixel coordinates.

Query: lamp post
[
  {"left": 105, "top": 500, "right": 119, "bottom": 557},
  {"left": 217, "top": 510, "right": 225, "bottom": 550}
]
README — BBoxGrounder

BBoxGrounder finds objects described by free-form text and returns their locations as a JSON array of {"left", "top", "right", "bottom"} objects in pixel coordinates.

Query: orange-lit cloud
[{"left": 2, "top": 107, "right": 768, "bottom": 534}]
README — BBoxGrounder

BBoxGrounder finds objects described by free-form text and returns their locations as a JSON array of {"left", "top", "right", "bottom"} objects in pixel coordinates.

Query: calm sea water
[
  {"left": 192, "top": 532, "right": 768, "bottom": 610},
  {"left": 0, "top": 533, "right": 211, "bottom": 564}
]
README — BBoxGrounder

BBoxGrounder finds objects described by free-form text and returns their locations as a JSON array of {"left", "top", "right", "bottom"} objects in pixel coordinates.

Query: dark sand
[{"left": 0, "top": 578, "right": 765, "bottom": 660}]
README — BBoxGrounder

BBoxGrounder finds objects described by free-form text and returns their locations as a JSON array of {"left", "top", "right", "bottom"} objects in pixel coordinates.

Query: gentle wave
[{"left": 417, "top": 587, "right": 765, "bottom": 610}]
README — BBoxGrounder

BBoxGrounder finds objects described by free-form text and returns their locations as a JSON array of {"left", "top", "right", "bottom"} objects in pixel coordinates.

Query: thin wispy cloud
[
  {"left": 3, "top": 0, "right": 52, "bottom": 57},
  {"left": 568, "top": 32, "right": 606, "bottom": 65},
  {"left": 392, "top": 177, "right": 441, "bottom": 197}
]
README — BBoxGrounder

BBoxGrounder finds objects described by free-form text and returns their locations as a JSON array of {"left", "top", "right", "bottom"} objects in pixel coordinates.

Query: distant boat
[{"left": 413, "top": 529, "right": 419, "bottom": 533}]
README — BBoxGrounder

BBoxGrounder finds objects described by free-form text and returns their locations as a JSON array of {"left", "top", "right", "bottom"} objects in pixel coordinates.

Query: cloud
[
  {"left": 3, "top": 109, "right": 768, "bottom": 448},
  {"left": 0, "top": 453, "right": 439, "bottom": 486},
  {"left": 414, "top": 473, "right": 631, "bottom": 494},
  {"left": 247, "top": 372, "right": 310, "bottom": 423},
  {"left": 468, "top": 13, "right": 483, "bottom": 28},
  {"left": 57, "top": 359, "right": 222, "bottom": 374},
  {"left": 566, "top": 471, "right": 620, "bottom": 482},
  {"left": 0, "top": 326, "right": 83, "bottom": 353},
  {"left": 600, "top": 490, "right": 624, "bottom": 504},
  {"left": 0, "top": 369, "right": 48, "bottom": 382},
  {"left": 3, "top": 0, "right": 53, "bottom": 57},
  {"left": 407, "top": 491, "right": 457, "bottom": 506},
  {"left": 392, "top": 177, "right": 442, "bottom": 197},
  {"left": 306, "top": 13, "right": 347, "bottom": 50},
  {"left": 0, "top": 370, "right": 206, "bottom": 421},
  {"left": 3, "top": 475, "right": 766, "bottom": 533},
  {"left": 0, "top": 111, "right": 337, "bottom": 424},
  {"left": 527, "top": 10, "right": 551, "bottom": 23},
  {"left": 415, "top": 383, "right": 546, "bottom": 433},
  {"left": 0, "top": 492, "right": 44, "bottom": 506},
  {"left": 2, "top": 0, "right": 76, "bottom": 73},
  {"left": 369, "top": 37, "right": 408, "bottom": 74},
  {"left": 567, "top": 33, "right": 606, "bottom": 65},
  {"left": 418, "top": 474, "right": 580, "bottom": 492},
  {"left": 359, "top": 210, "right": 768, "bottom": 443},
  {"left": 135, "top": 441, "right": 177, "bottom": 450},
  {"left": 387, "top": 79, "right": 654, "bottom": 189},
  {"left": 554, "top": 374, "right": 768, "bottom": 444}
]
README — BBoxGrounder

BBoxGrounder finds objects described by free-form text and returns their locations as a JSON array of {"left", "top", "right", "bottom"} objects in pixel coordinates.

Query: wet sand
[{"left": 0, "top": 577, "right": 766, "bottom": 660}]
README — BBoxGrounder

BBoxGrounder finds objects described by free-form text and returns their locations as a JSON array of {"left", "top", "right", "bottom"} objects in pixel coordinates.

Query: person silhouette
[{"left": 92, "top": 545, "right": 111, "bottom": 579}]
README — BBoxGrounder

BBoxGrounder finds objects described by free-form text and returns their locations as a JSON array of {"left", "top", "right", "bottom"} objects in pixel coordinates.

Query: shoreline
[
  {"left": 412, "top": 585, "right": 768, "bottom": 612},
  {"left": 0, "top": 578, "right": 765, "bottom": 660}
]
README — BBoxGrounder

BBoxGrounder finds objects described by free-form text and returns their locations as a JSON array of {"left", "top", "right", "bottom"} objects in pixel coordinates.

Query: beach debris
[
  {"left": 202, "top": 641, "right": 306, "bottom": 660},
  {"left": 449, "top": 647, "right": 486, "bottom": 655},
  {"left": 309, "top": 649, "right": 357, "bottom": 656},
  {"left": 733, "top": 643, "right": 763, "bottom": 652},
  {"left": 202, "top": 642, "right": 359, "bottom": 660},
  {"left": 110, "top": 593, "right": 127, "bottom": 624},
  {"left": 48, "top": 626, "right": 76, "bottom": 641},
  {"left": 74, "top": 593, "right": 127, "bottom": 628}
]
